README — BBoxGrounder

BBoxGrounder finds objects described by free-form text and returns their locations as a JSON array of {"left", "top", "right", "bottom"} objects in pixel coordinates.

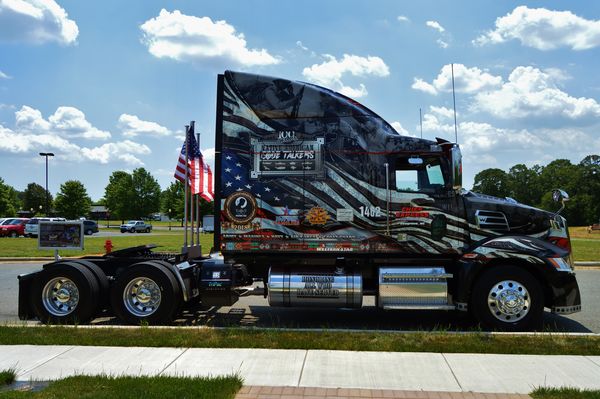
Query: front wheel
[
  {"left": 471, "top": 266, "right": 543, "bottom": 331},
  {"left": 9, "top": 231, "right": 17, "bottom": 238},
  {"left": 129, "top": 227, "right": 135, "bottom": 233},
  {"left": 85, "top": 229, "right": 93, "bottom": 235}
]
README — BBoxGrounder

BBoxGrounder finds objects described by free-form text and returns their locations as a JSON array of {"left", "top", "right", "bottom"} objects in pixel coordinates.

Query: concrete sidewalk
[{"left": 2, "top": 345, "right": 600, "bottom": 395}]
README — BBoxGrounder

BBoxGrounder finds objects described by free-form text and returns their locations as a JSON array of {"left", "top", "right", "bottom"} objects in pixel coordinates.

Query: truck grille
[{"left": 475, "top": 210, "right": 509, "bottom": 232}]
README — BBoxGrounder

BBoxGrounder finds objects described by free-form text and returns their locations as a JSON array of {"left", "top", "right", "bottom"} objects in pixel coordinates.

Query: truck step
[{"left": 378, "top": 267, "right": 453, "bottom": 310}]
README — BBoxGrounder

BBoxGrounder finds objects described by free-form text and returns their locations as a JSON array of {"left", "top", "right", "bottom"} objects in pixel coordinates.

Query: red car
[{"left": 0, "top": 218, "right": 30, "bottom": 237}]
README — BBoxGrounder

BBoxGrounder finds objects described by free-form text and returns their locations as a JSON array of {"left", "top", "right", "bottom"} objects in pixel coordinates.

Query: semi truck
[{"left": 18, "top": 71, "right": 581, "bottom": 331}]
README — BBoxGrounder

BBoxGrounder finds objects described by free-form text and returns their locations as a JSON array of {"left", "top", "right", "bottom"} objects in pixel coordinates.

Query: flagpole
[
  {"left": 183, "top": 124, "right": 189, "bottom": 251},
  {"left": 196, "top": 132, "right": 201, "bottom": 245},
  {"left": 190, "top": 121, "right": 196, "bottom": 246}
]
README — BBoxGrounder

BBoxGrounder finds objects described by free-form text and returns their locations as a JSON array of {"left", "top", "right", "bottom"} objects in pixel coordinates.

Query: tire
[
  {"left": 9, "top": 231, "right": 17, "bottom": 238},
  {"left": 60, "top": 260, "right": 110, "bottom": 311},
  {"left": 85, "top": 229, "right": 93, "bottom": 235},
  {"left": 110, "top": 262, "right": 181, "bottom": 325},
  {"left": 31, "top": 263, "right": 100, "bottom": 324},
  {"left": 471, "top": 266, "right": 543, "bottom": 331},
  {"left": 145, "top": 228, "right": 150, "bottom": 233},
  {"left": 129, "top": 227, "right": 135, "bottom": 233}
]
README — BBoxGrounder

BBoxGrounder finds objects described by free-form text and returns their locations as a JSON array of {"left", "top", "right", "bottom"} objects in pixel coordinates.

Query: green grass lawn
[
  {"left": 0, "top": 369, "right": 15, "bottom": 386},
  {"left": 0, "top": 374, "right": 242, "bottom": 399},
  {"left": 532, "top": 387, "right": 600, "bottom": 399},
  {"left": 1, "top": 326, "right": 600, "bottom": 355},
  {"left": 0, "top": 233, "right": 214, "bottom": 257}
]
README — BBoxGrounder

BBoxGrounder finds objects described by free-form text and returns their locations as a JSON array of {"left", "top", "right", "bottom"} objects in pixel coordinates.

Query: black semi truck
[{"left": 18, "top": 71, "right": 581, "bottom": 331}]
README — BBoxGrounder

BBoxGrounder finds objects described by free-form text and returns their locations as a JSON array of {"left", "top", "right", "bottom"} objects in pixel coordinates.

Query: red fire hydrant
[{"left": 104, "top": 240, "right": 113, "bottom": 254}]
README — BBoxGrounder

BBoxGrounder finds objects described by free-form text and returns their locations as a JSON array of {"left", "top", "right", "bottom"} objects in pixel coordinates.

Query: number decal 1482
[{"left": 359, "top": 206, "right": 381, "bottom": 217}]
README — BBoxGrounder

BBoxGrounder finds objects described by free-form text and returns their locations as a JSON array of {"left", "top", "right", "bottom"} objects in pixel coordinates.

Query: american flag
[{"left": 175, "top": 128, "right": 214, "bottom": 201}]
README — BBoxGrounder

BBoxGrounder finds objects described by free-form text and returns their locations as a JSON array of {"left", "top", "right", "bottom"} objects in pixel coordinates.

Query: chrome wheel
[
  {"left": 42, "top": 277, "right": 80, "bottom": 316},
  {"left": 487, "top": 280, "right": 530, "bottom": 322},
  {"left": 123, "top": 277, "right": 161, "bottom": 317}
]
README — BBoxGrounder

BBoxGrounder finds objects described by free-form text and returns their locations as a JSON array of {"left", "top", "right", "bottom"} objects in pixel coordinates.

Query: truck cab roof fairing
[{"left": 222, "top": 70, "right": 436, "bottom": 153}]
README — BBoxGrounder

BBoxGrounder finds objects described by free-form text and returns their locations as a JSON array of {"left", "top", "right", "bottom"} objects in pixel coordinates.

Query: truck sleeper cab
[{"left": 17, "top": 71, "right": 581, "bottom": 331}]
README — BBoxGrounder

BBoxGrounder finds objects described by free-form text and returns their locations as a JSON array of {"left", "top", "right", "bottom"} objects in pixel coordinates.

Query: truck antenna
[
  {"left": 451, "top": 63, "right": 458, "bottom": 144},
  {"left": 419, "top": 108, "right": 423, "bottom": 139}
]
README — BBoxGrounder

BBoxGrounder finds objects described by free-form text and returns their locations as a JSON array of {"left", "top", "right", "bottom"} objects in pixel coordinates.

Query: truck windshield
[{"left": 395, "top": 157, "right": 447, "bottom": 193}]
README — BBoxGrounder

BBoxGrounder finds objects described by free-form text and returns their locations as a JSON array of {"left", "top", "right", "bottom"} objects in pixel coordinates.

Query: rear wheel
[
  {"left": 85, "top": 229, "right": 93, "bottom": 235},
  {"left": 145, "top": 228, "right": 150, "bottom": 233},
  {"left": 110, "top": 262, "right": 181, "bottom": 325},
  {"left": 31, "top": 264, "right": 100, "bottom": 324},
  {"left": 9, "top": 231, "right": 17, "bottom": 238},
  {"left": 471, "top": 266, "right": 543, "bottom": 331}
]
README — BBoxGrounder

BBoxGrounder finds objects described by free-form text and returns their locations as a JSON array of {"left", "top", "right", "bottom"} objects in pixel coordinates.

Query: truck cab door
[{"left": 387, "top": 155, "right": 468, "bottom": 254}]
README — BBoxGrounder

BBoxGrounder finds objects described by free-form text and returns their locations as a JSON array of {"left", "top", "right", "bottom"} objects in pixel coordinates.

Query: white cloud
[
  {"left": 296, "top": 40, "right": 308, "bottom": 51},
  {"left": 0, "top": 70, "right": 10, "bottom": 79},
  {"left": 118, "top": 114, "right": 171, "bottom": 138},
  {"left": 436, "top": 39, "right": 448, "bottom": 49},
  {"left": 474, "top": 6, "right": 600, "bottom": 50},
  {"left": 429, "top": 106, "right": 456, "bottom": 120},
  {"left": 0, "top": 0, "right": 78, "bottom": 45},
  {"left": 426, "top": 20, "right": 445, "bottom": 33},
  {"left": 302, "top": 54, "right": 390, "bottom": 98},
  {"left": 81, "top": 140, "right": 151, "bottom": 166},
  {"left": 412, "top": 64, "right": 503, "bottom": 95},
  {"left": 202, "top": 147, "right": 215, "bottom": 172},
  {"left": 411, "top": 78, "right": 437, "bottom": 95},
  {"left": 0, "top": 106, "right": 151, "bottom": 166},
  {"left": 140, "top": 9, "right": 280, "bottom": 67},
  {"left": 473, "top": 66, "right": 600, "bottom": 121},
  {"left": 390, "top": 121, "right": 416, "bottom": 137},
  {"left": 16, "top": 105, "right": 111, "bottom": 139},
  {"left": 397, "top": 15, "right": 410, "bottom": 23}
]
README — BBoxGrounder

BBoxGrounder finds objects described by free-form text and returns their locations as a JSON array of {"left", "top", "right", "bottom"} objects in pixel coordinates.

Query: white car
[{"left": 24, "top": 217, "right": 66, "bottom": 238}]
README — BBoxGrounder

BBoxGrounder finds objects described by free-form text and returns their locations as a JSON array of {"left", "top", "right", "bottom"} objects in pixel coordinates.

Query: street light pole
[
  {"left": 39, "top": 153, "right": 54, "bottom": 216},
  {"left": 168, "top": 208, "right": 172, "bottom": 231}
]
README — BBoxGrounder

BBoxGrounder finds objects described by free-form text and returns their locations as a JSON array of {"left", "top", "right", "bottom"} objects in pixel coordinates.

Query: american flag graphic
[{"left": 175, "top": 129, "right": 214, "bottom": 201}]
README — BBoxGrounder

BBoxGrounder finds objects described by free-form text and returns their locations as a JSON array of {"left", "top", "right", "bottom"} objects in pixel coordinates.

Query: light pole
[
  {"left": 168, "top": 208, "right": 172, "bottom": 231},
  {"left": 39, "top": 152, "right": 54, "bottom": 216}
]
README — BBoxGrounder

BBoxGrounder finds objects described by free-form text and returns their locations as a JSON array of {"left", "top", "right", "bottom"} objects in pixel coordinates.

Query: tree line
[
  {"left": 472, "top": 156, "right": 600, "bottom": 226},
  {"left": 0, "top": 168, "right": 212, "bottom": 222}
]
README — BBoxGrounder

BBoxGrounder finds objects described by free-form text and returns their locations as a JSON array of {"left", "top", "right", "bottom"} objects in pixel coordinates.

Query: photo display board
[{"left": 38, "top": 221, "right": 84, "bottom": 250}]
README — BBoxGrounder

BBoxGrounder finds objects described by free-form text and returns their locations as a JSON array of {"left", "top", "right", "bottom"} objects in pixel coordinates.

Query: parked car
[
  {"left": 120, "top": 220, "right": 152, "bottom": 233},
  {"left": 83, "top": 220, "right": 99, "bottom": 235},
  {"left": 0, "top": 218, "right": 30, "bottom": 237},
  {"left": 0, "top": 218, "right": 16, "bottom": 225},
  {"left": 24, "top": 217, "right": 66, "bottom": 238}
]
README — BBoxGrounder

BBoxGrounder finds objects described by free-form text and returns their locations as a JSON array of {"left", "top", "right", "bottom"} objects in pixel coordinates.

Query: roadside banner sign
[{"left": 38, "top": 221, "right": 84, "bottom": 250}]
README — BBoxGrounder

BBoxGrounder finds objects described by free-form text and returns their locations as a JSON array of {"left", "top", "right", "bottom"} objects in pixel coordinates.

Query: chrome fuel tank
[{"left": 268, "top": 267, "right": 362, "bottom": 308}]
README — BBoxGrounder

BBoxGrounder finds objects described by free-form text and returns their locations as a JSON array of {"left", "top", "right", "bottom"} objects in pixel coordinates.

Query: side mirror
[
  {"left": 552, "top": 189, "right": 569, "bottom": 216},
  {"left": 552, "top": 189, "right": 569, "bottom": 203}
]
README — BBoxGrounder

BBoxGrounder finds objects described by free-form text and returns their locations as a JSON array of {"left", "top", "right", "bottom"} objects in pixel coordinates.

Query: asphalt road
[{"left": 1, "top": 261, "right": 597, "bottom": 332}]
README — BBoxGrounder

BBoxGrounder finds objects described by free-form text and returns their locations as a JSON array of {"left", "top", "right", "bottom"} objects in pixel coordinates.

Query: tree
[
  {"left": 23, "top": 182, "right": 52, "bottom": 215},
  {"left": 472, "top": 168, "right": 511, "bottom": 198},
  {"left": 54, "top": 180, "right": 92, "bottom": 220},
  {"left": 104, "top": 171, "right": 134, "bottom": 222},
  {"left": 131, "top": 168, "right": 161, "bottom": 218},
  {"left": 0, "top": 178, "right": 18, "bottom": 217},
  {"left": 507, "top": 164, "right": 542, "bottom": 205},
  {"left": 161, "top": 181, "right": 185, "bottom": 222}
]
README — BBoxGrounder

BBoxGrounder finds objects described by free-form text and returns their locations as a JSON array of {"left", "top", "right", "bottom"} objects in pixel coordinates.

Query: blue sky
[{"left": 1, "top": 0, "right": 600, "bottom": 201}]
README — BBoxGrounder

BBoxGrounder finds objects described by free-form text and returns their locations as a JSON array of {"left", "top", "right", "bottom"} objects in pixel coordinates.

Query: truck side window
[{"left": 395, "top": 157, "right": 447, "bottom": 193}]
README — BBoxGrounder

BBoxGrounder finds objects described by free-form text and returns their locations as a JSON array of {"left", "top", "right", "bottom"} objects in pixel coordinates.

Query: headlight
[{"left": 549, "top": 256, "right": 574, "bottom": 272}]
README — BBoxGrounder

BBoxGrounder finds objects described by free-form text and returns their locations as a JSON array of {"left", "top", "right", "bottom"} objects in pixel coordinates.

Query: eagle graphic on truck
[{"left": 17, "top": 71, "right": 580, "bottom": 331}]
